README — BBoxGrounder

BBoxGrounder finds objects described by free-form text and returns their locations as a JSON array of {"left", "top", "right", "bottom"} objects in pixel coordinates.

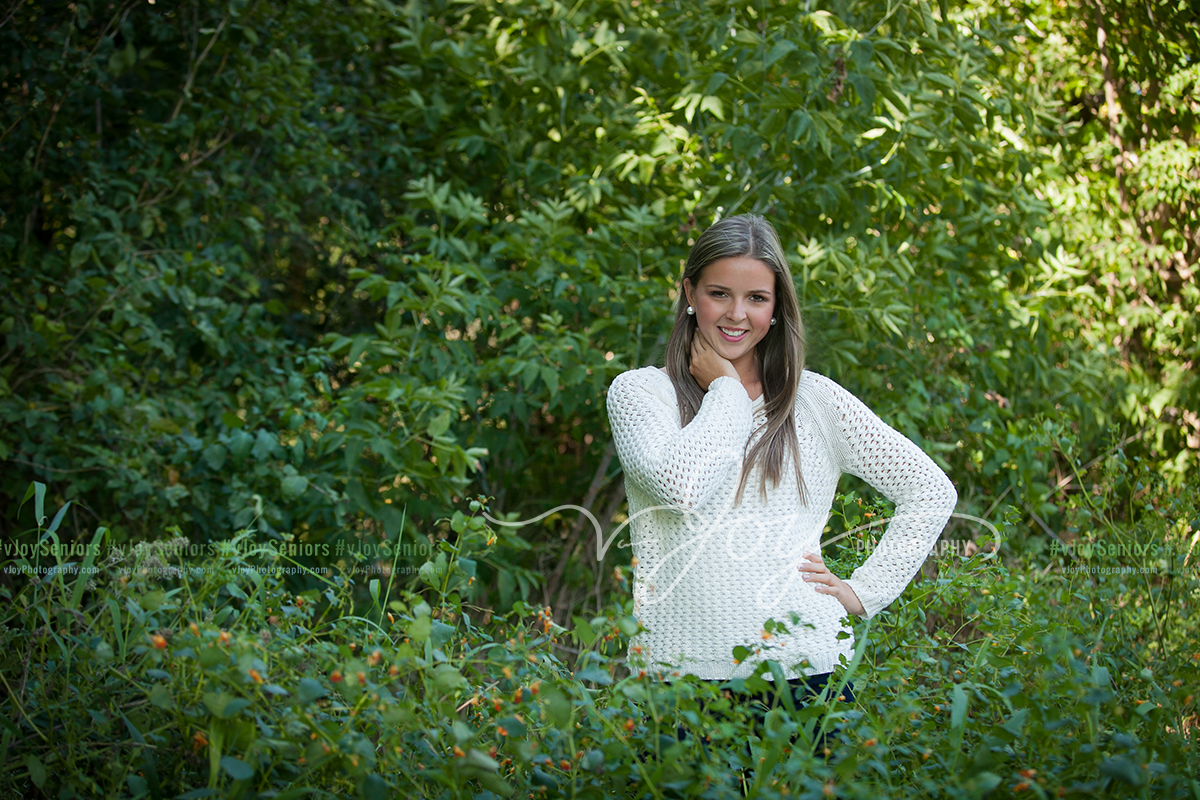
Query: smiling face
[{"left": 683, "top": 256, "right": 778, "bottom": 381}]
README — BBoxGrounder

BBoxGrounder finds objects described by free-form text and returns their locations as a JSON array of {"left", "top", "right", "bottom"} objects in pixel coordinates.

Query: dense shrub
[{"left": 2, "top": 469, "right": 1196, "bottom": 798}]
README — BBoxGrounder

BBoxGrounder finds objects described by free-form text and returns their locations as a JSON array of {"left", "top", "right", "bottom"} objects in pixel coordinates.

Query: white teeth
[{"left": 719, "top": 327, "right": 747, "bottom": 337}]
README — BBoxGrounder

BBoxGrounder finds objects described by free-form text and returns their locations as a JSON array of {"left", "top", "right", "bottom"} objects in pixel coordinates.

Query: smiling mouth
[{"left": 718, "top": 326, "right": 748, "bottom": 340}]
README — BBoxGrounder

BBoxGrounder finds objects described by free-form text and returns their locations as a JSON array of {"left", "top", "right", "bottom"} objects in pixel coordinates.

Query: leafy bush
[{"left": 2, "top": 478, "right": 1196, "bottom": 798}]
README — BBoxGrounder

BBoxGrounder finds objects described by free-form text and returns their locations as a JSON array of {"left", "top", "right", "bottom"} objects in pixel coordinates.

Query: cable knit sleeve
[
  {"left": 804, "top": 372, "right": 957, "bottom": 619},
  {"left": 607, "top": 369, "right": 753, "bottom": 511}
]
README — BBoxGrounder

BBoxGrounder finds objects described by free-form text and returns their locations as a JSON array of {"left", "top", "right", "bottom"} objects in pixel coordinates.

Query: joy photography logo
[
  {"left": 482, "top": 497, "right": 1003, "bottom": 610},
  {"left": 1049, "top": 537, "right": 1173, "bottom": 576}
]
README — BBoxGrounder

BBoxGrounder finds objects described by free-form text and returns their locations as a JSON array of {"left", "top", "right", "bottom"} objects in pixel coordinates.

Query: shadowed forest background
[{"left": 1, "top": 0, "right": 1198, "bottom": 797}]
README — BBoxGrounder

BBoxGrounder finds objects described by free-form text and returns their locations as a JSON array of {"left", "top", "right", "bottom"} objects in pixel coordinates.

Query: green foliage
[
  {"left": 7, "top": 0, "right": 1190, "bottom": 610},
  {"left": 2, "top": 482, "right": 1197, "bottom": 798},
  {"left": 2, "top": 0, "right": 1198, "bottom": 793}
]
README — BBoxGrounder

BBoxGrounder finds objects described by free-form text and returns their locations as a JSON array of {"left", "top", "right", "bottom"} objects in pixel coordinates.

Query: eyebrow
[{"left": 704, "top": 282, "right": 774, "bottom": 296}]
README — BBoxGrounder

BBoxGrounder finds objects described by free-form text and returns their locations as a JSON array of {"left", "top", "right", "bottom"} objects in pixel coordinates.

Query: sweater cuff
[
  {"left": 842, "top": 577, "right": 888, "bottom": 620},
  {"left": 706, "top": 375, "right": 746, "bottom": 396}
]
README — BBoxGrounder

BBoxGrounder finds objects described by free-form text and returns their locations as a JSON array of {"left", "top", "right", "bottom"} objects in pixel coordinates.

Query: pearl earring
[
  {"left": 770, "top": 317, "right": 777, "bottom": 326},
  {"left": 686, "top": 306, "right": 695, "bottom": 315}
]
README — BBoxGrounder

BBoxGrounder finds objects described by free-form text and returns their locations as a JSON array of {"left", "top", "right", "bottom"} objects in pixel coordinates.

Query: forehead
[{"left": 698, "top": 256, "right": 775, "bottom": 291}]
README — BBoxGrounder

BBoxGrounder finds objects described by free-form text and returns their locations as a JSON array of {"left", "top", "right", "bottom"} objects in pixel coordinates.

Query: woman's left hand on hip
[{"left": 798, "top": 551, "right": 866, "bottom": 616}]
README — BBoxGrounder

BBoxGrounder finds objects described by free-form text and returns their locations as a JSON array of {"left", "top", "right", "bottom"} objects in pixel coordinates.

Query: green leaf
[
  {"left": 1100, "top": 758, "right": 1144, "bottom": 786},
  {"left": 427, "top": 411, "right": 451, "bottom": 438},
  {"left": 950, "top": 683, "right": 968, "bottom": 731},
  {"left": 281, "top": 474, "right": 309, "bottom": 500},
  {"left": 848, "top": 73, "right": 876, "bottom": 108},
  {"left": 430, "top": 621, "right": 456, "bottom": 648},
  {"left": 575, "top": 666, "right": 612, "bottom": 685},
  {"left": 572, "top": 616, "right": 596, "bottom": 646},
  {"left": 433, "top": 663, "right": 466, "bottom": 692},
  {"left": 764, "top": 40, "right": 797, "bottom": 68},
  {"left": 296, "top": 678, "right": 328, "bottom": 705},
  {"left": 464, "top": 748, "right": 500, "bottom": 772},
  {"left": 24, "top": 754, "right": 46, "bottom": 788},
  {"left": 541, "top": 688, "right": 572, "bottom": 728},
  {"left": 407, "top": 614, "right": 432, "bottom": 643},
  {"left": 203, "top": 691, "right": 250, "bottom": 719},
  {"left": 360, "top": 774, "right": 390, "bottom": 800},
  {"left": 705, "top": 72, "right": 729, "bottom": 94},
  {"left": 916, "top": 0, "right": 939, "bottom": 40},
  {"left": 221, "top": 756, "right": 254, "bottom": 781},
  {"left": 203, "top": 444, "right": 227, "bottom": 470}
]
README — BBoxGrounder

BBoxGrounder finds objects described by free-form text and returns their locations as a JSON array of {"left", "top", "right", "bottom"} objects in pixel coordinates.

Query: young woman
[{"left": 606, "top": 213, "right": 957, "bottom": 732}]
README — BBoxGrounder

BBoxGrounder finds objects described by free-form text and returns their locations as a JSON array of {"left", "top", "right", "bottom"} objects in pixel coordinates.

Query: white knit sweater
[{"left": 606, "top": 366, "right": 957, "bottom": 680}]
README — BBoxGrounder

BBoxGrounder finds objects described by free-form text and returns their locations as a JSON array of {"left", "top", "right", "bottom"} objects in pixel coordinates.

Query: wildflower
[
  {"left": 1014, "top": 782, "right": 1030, "bottom": 792},
  {"left": 330, "top": 671, "right": 343, "bottom": 683},
  {"left": 453, "top": 746, "right": 465, "bottom": 757},
  {"left": 623, "top": 718, "right": 635, "bottom": 732},
  {"left": 560, "top": 760, "right": 570, "bottom": 770},
  {"left": 192, "top": 731, "right": 208, "bottom": 752},
  {"left": 863, "top": 738, "right": 877, "bottom": 747},
  {"left": 151, "top": 634, "right": 168, "bottom": 650},
  {"left": 189, "top": 622, "right": 200, "bottom": 636},
  {"left": 1019, "top": 769, "right": 1037, "bottom": 779},
  {"left": 357, "top": 671, "right": 366, "bottom": 684},
  {"left": 498, "top": 726, "right": 509, "bottom": 737},
  {"left": 502, "top": 666, "right": 513, "bottom": 680},
  {"left": 218, "top": 630, "right": 231, "bottom": 645},
  {"left": 249, "top": 669, "right": 264, "bottom": 684}
]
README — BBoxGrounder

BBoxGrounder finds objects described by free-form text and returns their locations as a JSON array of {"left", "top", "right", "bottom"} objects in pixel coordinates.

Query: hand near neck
[{"left": 689, "top": 331, "right": 761, "bottom": 398}]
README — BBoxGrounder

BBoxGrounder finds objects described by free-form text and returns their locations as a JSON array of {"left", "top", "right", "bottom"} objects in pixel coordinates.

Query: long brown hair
[{"left": 664, "top": 214, "right": 807, "bottom": 506}]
